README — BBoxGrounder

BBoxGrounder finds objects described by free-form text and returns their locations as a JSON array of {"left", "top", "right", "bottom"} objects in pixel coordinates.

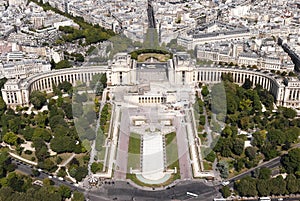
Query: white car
[
  {"left": 58, "top": 177, "right": 64, "bottom": 181},
  {"left": 222, "top": 181, "right": 230, "bottom": 186}
]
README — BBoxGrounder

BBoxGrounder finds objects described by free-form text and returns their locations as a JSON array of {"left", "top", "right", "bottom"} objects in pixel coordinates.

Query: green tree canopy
[
  {"left": 29, "top": 91, "right": 47, "bottom": 110},
  {"left": 281, "top": 148, "right": 300, "bottom": 174}
]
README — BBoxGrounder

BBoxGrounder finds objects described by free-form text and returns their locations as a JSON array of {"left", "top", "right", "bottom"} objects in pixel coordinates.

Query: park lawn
[
  {"left": 165, "top": 132, "right": 178, "bottom": 167},
  {"left": 165, "top": 132, "right": 176, "bottom": 145},
  {"left": 74, "top": 153, "right": 89, "bottom": 166},
  {"left": 203, "top": 161, "right": 213, "bottom": 170},
  {"left": 127, "top": 133, "right": 141, "bottom": 170},
  {"left": 81, "top": 139, "right": 91, "bottom": 152},
  {"left": 168, "top": 160, "right": 181, "bottom": 180},
  {"left": 128, "top": 133, "right": 141, "bottom": 154},
  {"left": 97, "top": 149, "right": 106, "bottom": 161},
  {"left": 21, "top": 151, "right": 36, "bottom": 162},
  {"left": 56, "top": 153, "right": 74, "bottom": 164}
]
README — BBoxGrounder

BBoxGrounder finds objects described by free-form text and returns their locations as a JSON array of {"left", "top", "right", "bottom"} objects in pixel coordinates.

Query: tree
[
  {"left": 232, "top": 138, "right": 244, "bottom": 156},
  {"left": 242, "top": 78, "right": 252, "bottom": 90},
  {"left": 0, "top": 96, "right": 7, "bottom": 116},
  {"left": 50, "top": 136, "right": 76, "bottom": 153},
  {"left": 239, "top": 116, "right": 250, "bottom": 130},
  {"left": 257, "top": 179, "right": 272, "bottom": 196},
  {"left": 0, "top": 187, "right": 14, "bottom": 200},
  {"left": 72, "top": 191, "right": 85, "bottom": 201},
  {"left": 58, "top": 81, "right": 72, "bottom": 93},
  {"left": 7, "top": 172, "right": 24, "bottom": 192},
  {"left": 58, "top": 185, "right": 71, "bottom": 199},
  {"left": 8, "top": 117, "right": 21, "bottom": 133},
  {"left": 267, "top": 129, "right": 285, "bottom": 145},
  {"left": 220, "top": 186, "right": 231, "bottom": 198},
  {"left": 205, "top": 151, "right": 216, "bottom": 163},
  {"left": 281, "top": 148, "right": 300, "bottom": 174},
  {"left": 226, "top": 95, "right": 238, "bottom": 114},
  {"left": 286, "top": 174, "right": 298, "bottom": 194},
  {"left": 281, "top": 107, "right": 297, "bottom": 119},
  {"left": 34, "top": 112, "right": 48, "bottom": 128},
  {"left": 54, "top": 60, "right": 72, "bottom": 69},
  {"left": 3, "top": 132, "right": 19, "bottom": 146},
  {"left": 49, "top": 115, "right": 67, "bottom": 130},
  {"left": 39, "top": 158, "right": 57, "bottom": 172},
  {"left": 32, "top": 128, "right": 52, "bottom": 142},
  {"left": 30, "top": 91, "right": 47, "bottom": 110},
  {"left": 214, "top": 138, "right": 232, "bottom": 157},
  {"left": 245, "top": 147, "right": 257, "bottom": 161},
  {"left": 258, "top": 167, "right": 271, "bottom": 180},
  {"left": 91, "top": 162, "right": 103, "bottom": 173},
  {"left": 74, "top": 166, "right": 88, "bottom": 182},
  {"left": 33, "top": 138, "right": 49, "bottom": 161},
  {"left": 234, "top": 158, "right": 245, "bottom": 172},
  {"left": 261, "top": 142, "right": 279, "bottom": 161},
  {"left": 31, "top": 169, "right": 40, "bottom": 177},
  {"left": 201, "top": 85, "right": 209, "bottom": 97},
  {"left": 217, "top": 161, "right": 229, "bottom": 179},
  {"left": 221, "top": 126, "right": 232, "bottom": 138},
  {"left": 62, "top": 102, "right": 73, "bottom": 119},
  {"left": 252, "top": 131, "right": 266, "bottom": 148},
  {"left": 235, "top": 176, "right": 258, "bottom": 197},
  {"left": 270, "top": 175, "right": 286, "bottom": 195},
  {"left": 285, "top": 127, "right": 300, "bottom": 143}
]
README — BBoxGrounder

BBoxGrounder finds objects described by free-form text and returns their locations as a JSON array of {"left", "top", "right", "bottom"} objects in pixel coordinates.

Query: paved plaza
[{"left": 142, "top": 133, "right": 165, "bottom": 180}]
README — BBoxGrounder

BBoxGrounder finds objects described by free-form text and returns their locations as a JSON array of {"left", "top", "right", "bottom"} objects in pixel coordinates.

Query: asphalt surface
[
  {"left": 12, "top": 156, "right": 300, "bottom": 201},
  {"left": 86, "top": 180, "right": 219, "bottom": 201},
  {"left": 225, "top": 157, "right": 281, "bottom": 188},
  {"left": 12, "top": 158, "right": 81, "bottom": 191},
  {"left": 147, "top": 0, "right": 156, "bottom": 29}
]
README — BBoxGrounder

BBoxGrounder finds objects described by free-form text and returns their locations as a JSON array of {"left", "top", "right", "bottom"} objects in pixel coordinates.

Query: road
[
  {"left": 226, "top": 142, "right": 300, "bottom": 186},
  {"left": 12, "top": 156, "right": 219, "bottom": 201},
  {"left": 87, "top": 180, "right": 219, "bottom": 201},
  {"left": 147, "top": 0, "right": 156, "bottom": 28},
  {"left": 12, "top": 158, "right": 81, "bottom": 191},
  {"left": 224, "top": 157, "right": 281, "bottom": 189},
  {"left": 13, "top": 155, "right": 300, "bottom": 201}
]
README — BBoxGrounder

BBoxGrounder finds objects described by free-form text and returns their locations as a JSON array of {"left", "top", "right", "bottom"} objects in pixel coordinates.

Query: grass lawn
[
  {"left": 128, "top": 133, "right": 141, "bottom": 154},
  {"left": 127, "top": 133, "right": 141, "bottom": 170},
  {"left": 74, "top": 153, "right": 89, "bottom": 166},
  {"left": 165, "top": 132, "right": 178, "bottom": 167},
  {"left": 165, "top": 132, "right": 176, "bottom": 145},
  {"left": 82, "top": 139, "right": 91, "bottom": 152},
  {"left": 57, "top": 153, "right": 74, "bottom": 164},
  {"left": 168, "top": 160, "right": 181, "bottom": 180},
  {"left": 97, "top": 149, "right": 106, "bottom": 161},
  {"left": 203, "top": 161, "right": 213, "bottom": 170},
  {"left": 21, "top": 151, "right": 36, "bottom": 162}
]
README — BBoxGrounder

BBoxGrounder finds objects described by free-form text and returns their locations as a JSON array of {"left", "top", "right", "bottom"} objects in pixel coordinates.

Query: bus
[
  {"left": 259, "top": 197, "right": 271, "bottom": 201},
  {"left": 186, "top": 192, "right": 198, "bottom": 197}
]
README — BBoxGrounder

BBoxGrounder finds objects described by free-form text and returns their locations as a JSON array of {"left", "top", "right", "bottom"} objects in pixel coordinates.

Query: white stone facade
[{"left": 1, "top": 53, "right": 300, "bottom": 109}]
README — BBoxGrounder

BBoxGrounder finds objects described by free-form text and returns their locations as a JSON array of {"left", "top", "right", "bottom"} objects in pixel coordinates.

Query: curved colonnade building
[{"left": 2, "top": 53, "right": 300, "bottom": 109}]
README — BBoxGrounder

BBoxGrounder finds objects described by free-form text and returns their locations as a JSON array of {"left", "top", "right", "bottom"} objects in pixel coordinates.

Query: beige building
[{"left": 1, "top": 53, "right": 300, "bottom": 111}]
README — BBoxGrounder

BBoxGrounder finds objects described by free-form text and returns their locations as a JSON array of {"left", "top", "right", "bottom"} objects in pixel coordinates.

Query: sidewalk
[{"left": 9, "top": 152, "right": 37, "bottom": 166}]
